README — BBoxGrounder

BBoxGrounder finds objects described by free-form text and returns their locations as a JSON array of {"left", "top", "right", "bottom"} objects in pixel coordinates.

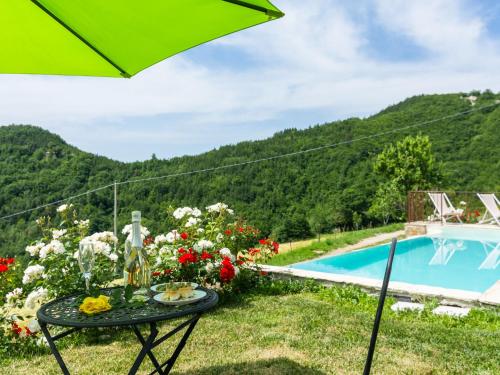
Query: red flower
[
  {"left": 224, "top": 229, "right": 232, "bottom": 235},
  {"left": 164, "top": 269, "right": 172, "bottom": 275},
  {"left": 201, "top": 251, "right": 212, "bottom": 260},
  {"left": 6, "top": 258, "right": 14, "bottom": 265},
  {"left": 0, "top": 264, "right": 8, "bottom": 273},
  {"left": 143, "top": 236, "right": 154, "bottom": 246},
  {"left": 178, "top": 247, "right": 186, "bottom": 254},
  {"left": 179, "top": 248, "right": 197, "bottom": 264},
  {"left": 474, "top": 210, "right": 481, "bottom": 217},
  {"left": 272, "top": 241, "right": 280, "bottom": 253},
  {"left": 219, "top": 258, "right": 235, "bottom": 283},
  {"left": 152, "top": 271, "right": 161, "bottom": 277},
  {"left": 259, "top": 239, "right": 268, "bottom": 245},
  {"left": 221, "top": 256, "right": 233, "bottom": 267},
  {"left": 249, "top": 248, "right": 260, "bottom": 256},
  {"left": 237, "top": 227, "right": 244, "bottom": 233},
  {"left": 260, "top": 271, "right": 268, "bottom": 276},
  {"left": 11, "top": 323, "right": 22, "bottom": 335},
  {"left": 180, "top": 232, "right": 188, "bottom": 240}
]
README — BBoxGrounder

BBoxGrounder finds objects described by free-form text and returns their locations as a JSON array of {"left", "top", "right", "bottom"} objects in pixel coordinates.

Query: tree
[
  {"left": 308, "top": 205, "right": 330, "bottom": 241},
  {"left": 274, "top": 214, "right": 312, "bottom": 242},
  {"left": 374, "top": 134, "right": 441, "bottom": 194},
  {"left": 368, "top": 181, "right": 405, "bottom": 224},
  {"left": 352, "top": 212, "right": 363, "bottom": 230},
  {"left": 370, "top": 135, "right": 441, "bottom": 224}
]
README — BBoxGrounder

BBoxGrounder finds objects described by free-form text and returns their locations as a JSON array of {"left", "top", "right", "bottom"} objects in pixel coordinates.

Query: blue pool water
[{"left": 291, "top": 236, "right": 500, "bottom": 292}]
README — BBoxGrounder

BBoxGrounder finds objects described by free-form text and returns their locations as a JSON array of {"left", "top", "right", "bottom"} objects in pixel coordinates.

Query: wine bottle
[{"left": 123, "top": 211, "right": 151, "bottom": 293}]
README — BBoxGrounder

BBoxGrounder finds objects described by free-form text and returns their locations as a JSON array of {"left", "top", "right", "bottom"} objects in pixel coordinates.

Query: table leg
[
  {"left": 128, "top": 322, "right": 159, "bottom": 375},
  {"left": 40, "top": 322, "right": 71, "bottom": 375},
  {"left": 162, "top": 315, "right": 200, "bottom": 374},
  {"left": 132, "top": 324, "right": 164, "bottom": 374}
]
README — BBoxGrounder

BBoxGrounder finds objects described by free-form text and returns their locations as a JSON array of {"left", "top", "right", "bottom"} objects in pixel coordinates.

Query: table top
[{"left": 37, "top": 287, "right": 218, "bottom": 328}]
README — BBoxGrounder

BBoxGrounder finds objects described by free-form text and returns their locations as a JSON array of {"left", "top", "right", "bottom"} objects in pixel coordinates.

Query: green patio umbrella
[{"left": 1, "top": 0, "right": 283, "bottom": 78}]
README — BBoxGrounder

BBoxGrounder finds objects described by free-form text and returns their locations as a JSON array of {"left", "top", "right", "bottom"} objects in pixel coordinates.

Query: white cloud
[
  {"left": 374, "top": 0, "right": 486, "bottom": 58},
  {"left": 1, "top": 0, "right": 500, "bottom": 161}
]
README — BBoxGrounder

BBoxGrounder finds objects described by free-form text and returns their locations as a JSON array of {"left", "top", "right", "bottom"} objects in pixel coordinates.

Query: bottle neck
[{"left": 131, "top": 221, "right": 143, "bottom": 248}]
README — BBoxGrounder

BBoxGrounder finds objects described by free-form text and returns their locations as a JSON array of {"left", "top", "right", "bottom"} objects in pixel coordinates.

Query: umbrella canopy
[{"left": 1, "top": 0, "right": 283, "bottom": 78}]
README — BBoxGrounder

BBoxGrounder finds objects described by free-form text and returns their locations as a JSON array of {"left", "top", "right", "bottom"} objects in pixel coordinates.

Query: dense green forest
[{"left": 1, "top": 91, "right": 499, "bottom": 257}]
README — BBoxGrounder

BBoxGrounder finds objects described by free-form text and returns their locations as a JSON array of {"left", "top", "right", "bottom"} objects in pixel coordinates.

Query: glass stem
[{"left": 85, "top": 276, "right": 90, "bottom": 292}]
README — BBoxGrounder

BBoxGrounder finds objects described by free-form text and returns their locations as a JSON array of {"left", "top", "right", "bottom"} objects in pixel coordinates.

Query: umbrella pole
[{"left": 363, "top": 238, "right": 397, "bottom": 375}]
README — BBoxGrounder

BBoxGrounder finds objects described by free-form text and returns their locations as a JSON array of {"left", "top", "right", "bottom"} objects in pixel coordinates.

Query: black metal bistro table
[{"left": 37, "top": 287, "right": 218, "bottom": 375}]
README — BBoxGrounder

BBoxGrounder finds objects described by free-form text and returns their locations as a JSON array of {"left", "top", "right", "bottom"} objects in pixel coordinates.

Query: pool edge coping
[{"left": 259, "top": 264, "right": 499, "bottom": 306}]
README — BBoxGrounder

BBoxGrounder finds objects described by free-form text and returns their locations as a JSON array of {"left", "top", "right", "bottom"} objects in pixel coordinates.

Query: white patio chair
[
  {"left": 427, "top": 192, "right": 463, "bottom": 224},
  {"left": 477, "top": 193, "right": 500, "bottom": 226}
]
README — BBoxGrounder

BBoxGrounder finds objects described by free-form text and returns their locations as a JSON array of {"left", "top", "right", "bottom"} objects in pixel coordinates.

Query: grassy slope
[
  {"left": 3, "top": 287, "right": 499, "bottom": 374},
  {"left": 265, "top": 224, "right": 404, "bottom": 266}
]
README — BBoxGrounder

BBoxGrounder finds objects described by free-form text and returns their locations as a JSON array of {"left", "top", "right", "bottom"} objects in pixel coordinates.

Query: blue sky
[{"left": 1, "top": 0, "right": 500, "bottom": 161}]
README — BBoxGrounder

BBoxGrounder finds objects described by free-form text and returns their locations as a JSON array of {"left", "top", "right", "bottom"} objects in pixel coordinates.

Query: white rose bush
[{"left": 0, "top": 204, "right": 118, "bottom": 351}]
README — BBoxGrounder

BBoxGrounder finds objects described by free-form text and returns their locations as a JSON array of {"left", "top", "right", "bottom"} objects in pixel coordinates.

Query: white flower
[
  {"left": 216, "top": 233, "right": 224, "bottom": 243},
  {"left": 459, "top": 201, "right": 467, "bottom": 206},
  {"left": 56, "top": 203, "right": 73, "bottom": 213},
  {"left": 36, "top": 336, "right": 49, "bottom": 347},
  {"left": 154, "top": 234, "right": 168, "bottom": 245},
  {"left": 52, "top": 229, "right": 67, "bottom": 240},
  {"left": 206, "top": 202, "right": 228, "bottom": 213},
  {"left": 197, "top": 228, "right": 205, "bottom": 233},
  {"left": 219, "top": 248, "right": 232, "bottom": 256},
  {"left": 74, "top": 219, "right": 90, "bottom": 229},
  {"left": 26, "top": 242, "right": 45, "bottom": 257},
  {"left": 5, "top": 288, "right": 23, "bottom": 306},
  {"left": 90, "top": 231, "right": 118, "bottom": 244},
  {"left": 219, "top": 248, "right": 235, "bottom": 261},
  {"left": 166, "top": 230, "right": 179, "bottom": 243},
  {"left": 196, "top": 240, "right": 214, "bottom": 250},
  {"left": 108, "top": 253, "right": 118, "bottom": 262},
  {"left": 205, "top": 262, "right": 214, "bottom": 272},
  {"left": 24, "top": 287, "right": 48, "bottom": 309},
  {"left": 159, "top": 246, "right": 171, "bottom": 256},
  {"left": 234, "top": 266, "right": 240, "bottom": 276},
  {"left": 185, "top": 217, "right": 200, "bottom": 228},
  {"left": 22, "top": 265, "right": 45, "bottom": 284},
  {"left": 39, "top": 240, "right": 65, "bottom": 259},
  {"left": 27, "top": 319, "right": 41, "bottom": 333},
  {"left": 192, "top": 208, "right": 202, "bottom": 217},
  {"left": 173, "top": 207, "right": 193, "bottom": 220}
]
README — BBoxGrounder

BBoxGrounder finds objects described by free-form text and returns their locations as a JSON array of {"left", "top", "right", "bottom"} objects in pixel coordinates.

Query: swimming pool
[{"left": 291, "top": 229, "right": 500, "bottom": 293}]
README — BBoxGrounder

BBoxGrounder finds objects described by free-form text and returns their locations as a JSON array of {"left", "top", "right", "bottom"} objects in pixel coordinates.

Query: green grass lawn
[
  {"left": 266, "top": 224, "right": 404, "bottom": 266},
  {"left": 2, "top": 282, "right": 498, "bottom": 375}
]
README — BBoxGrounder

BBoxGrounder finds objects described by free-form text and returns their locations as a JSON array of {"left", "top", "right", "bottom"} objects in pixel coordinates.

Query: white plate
[
  {"left": 150, "top": 282, "right": 199, "bottom": 293},
  {"left": 153, "top": 290, "right": 207, "bottom": 306}
]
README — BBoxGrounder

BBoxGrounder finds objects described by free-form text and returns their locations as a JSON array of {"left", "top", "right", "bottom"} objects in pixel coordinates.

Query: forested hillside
[{"left": 1, "top": 91, "right": 499, "bottom": 256}]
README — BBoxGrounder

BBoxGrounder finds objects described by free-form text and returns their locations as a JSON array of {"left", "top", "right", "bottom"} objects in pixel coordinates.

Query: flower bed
[{"left": 0, "top": 203, "right": 278, "bottom": 351}]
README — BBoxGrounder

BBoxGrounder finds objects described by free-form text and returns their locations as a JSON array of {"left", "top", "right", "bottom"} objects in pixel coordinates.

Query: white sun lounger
[
  {"left": 477, "top": 193, "right": 500, "bottom": 226},
  {"left": 427, "top": 192, "right": 463, "bottom": 223}
]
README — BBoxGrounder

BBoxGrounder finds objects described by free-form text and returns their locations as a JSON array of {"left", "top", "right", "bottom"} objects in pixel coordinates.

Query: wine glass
[{"left": 78, "top": 241, "right": 95, "bottom": 293}]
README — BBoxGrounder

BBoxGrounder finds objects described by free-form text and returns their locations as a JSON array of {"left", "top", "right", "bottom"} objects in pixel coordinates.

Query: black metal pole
[{"left": 363, "top": 238, "right": 398, "bottom": 375}]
